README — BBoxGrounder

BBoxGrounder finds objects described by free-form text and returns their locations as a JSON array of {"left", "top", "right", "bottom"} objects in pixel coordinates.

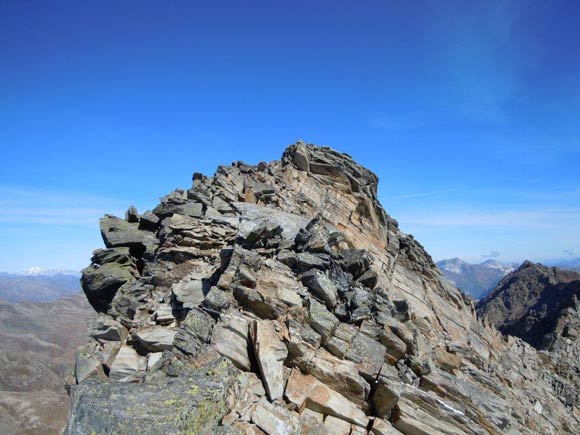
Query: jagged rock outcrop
[
  {"left": 67, "top": 142, "right": 580, "bottom": 434},
  {"left": 477, "top": 261, "right": 580, "bottom": 409}
]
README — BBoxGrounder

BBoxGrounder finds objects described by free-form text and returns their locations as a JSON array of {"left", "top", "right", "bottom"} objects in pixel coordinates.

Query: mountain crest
[{"left": 67, "top": 142, "right": 579, "bottom": 434}]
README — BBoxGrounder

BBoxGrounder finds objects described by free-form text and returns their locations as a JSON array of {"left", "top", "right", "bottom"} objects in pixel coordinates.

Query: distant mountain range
[
  {"left": 20, "top": 267, "right": 81, "bottom": 277},
  {"left": 436, "top": 258, "right": 517, "bottom": 299},
  {"left": 0, "top": 270, "right": 81, "bottom": 303}
]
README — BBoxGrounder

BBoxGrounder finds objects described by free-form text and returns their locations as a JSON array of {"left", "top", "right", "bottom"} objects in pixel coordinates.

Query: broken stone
[
  {"left": 125, "top": 205, "right": 139, "bottom": 223},
  {"left": 88, "top": 314, "right": 128, "bottom": 341},
  {"left": 134, "top": 327, "right": 177, "bottom": 352},
  {"left": 138, "top": 210, "right": 160, "bottom": 230},
  {"left": 171, "top": 274, "right": 206, "bottom": 309},
  {"left": 251, "top": 399, "right": 299, "bottom": 435},
  {"left": 99, "top": 215, "right": 158, "bottom": 258},
  {"left": 212, "top": 316, "right": 251, "bottom": 371},
  {"left": 356, "top": 269, "right": 378, "bottom": 289},
  {"left": 379, "top": 326, "right": 408, "bottom": 365},
  {"left": 173, "top": 308, "right": 215, "bottom": 356},
  {"left": 340, "top": 249, "right": 371, "bottom": 279},
  {"left": 108, "top": 345, "right": 146, "bottom": 382},
  {"left": 372, "top": 376, "right": 401, "bottom": 419},
  {"left": 371, "top": 418, "right": 402, "bottom": 435},
  {"left": 154, "top": 304, "right": 175, "bottom": 325},
  {"left": 203, "top": 286, "right": 234, "bottom": 312},
  {"left": 284, "top": 370, "right": 367, "bottom": 428},
  {"left": 251, "top": 320, "right": 288, "bottom": 401},
  {"left": 326, "top": 323, "right": 358, "bottom": 359},
  {"left": 324, "top": 415, "right": 351, "bottom": 434},
  {"left": 298, "top": 349, "right": 370, "bottom": 408},
  {"left": 74, "top": 346, "right": 105, "bottom": 383},
  {"left": 296, "top": 252, "right": 330, "bottom": 272},
  {"left": 301, "top": 270, "right": 338, "bottom": 310},
  {"left": 309, "top": 299, "right": 339, "bottom": 345},
  {"left": 434, "top": 348, "right": 462, "bottom": 373}
]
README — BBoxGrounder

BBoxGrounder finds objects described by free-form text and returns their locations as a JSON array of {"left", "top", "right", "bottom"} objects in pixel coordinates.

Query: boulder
[
  {"left": 88, "top": 314, "right": 128, "bottom": 341},
  {"left": 99, "top": 215, "right": 158, "bottom": 257},
  {"left": 81, "top": 249, "right": 138, "bottom": 312}
]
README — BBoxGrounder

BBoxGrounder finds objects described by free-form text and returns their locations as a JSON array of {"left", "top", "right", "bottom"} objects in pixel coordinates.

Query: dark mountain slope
[{"left": 476, "top": 261, "right": 580, "bottom": 349}]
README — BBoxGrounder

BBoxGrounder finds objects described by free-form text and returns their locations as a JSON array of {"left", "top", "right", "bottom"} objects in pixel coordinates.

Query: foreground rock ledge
[{"left": 67, "top": 142, "right": 580, "bottom": 434}]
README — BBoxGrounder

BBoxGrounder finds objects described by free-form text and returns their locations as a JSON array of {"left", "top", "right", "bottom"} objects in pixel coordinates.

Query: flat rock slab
[
  {"left": 285, "top": 369, "right": 367, "bottom": 428},
  {"left": 251, "top": 320, "right": 288, "bottom": 401},
  {"left": 212, "top": 316, "right": 251, "bottom": 371},
  {"left": 134, "top": 327, "right": 177, "bottom": 352}
]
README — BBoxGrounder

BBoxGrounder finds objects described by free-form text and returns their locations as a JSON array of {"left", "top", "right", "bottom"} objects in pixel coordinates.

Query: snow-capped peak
[{"left": 21, "top": 267, "right": 80, "bottom": 277}]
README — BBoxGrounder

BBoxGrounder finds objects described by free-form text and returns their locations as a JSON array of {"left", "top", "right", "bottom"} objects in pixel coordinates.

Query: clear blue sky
[{"left": 1, "top": 1, "right": 579, "bottom": 272}]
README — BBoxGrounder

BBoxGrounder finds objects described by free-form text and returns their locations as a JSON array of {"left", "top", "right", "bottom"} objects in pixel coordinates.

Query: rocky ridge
[
  {"left": 67, "top": 142, "right": 580, "bottom": 434},
  {"left": 477, "top": 262, "right": 580, "bottom": 410}
]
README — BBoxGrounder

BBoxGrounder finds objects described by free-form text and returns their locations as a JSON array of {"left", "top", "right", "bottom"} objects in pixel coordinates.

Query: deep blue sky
[{"left": 1, "top": 1, "right": 579, "bottom": 272}]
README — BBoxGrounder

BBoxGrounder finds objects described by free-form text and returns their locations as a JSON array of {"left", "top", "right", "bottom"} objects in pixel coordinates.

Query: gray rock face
[
  {"left": 80, "top": 248, "right": 138, "bottom": 312},
  {"left": 66, "top": 358, "right": 238, "bottom": 435},
  {"left": 68, "top": 142, "right": 580, "bottom": 434}
]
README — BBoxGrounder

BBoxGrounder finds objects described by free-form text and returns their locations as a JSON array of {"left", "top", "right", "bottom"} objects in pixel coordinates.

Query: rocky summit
[{"left": 67, "top": 142, "right": 580, "bottom": 434}]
